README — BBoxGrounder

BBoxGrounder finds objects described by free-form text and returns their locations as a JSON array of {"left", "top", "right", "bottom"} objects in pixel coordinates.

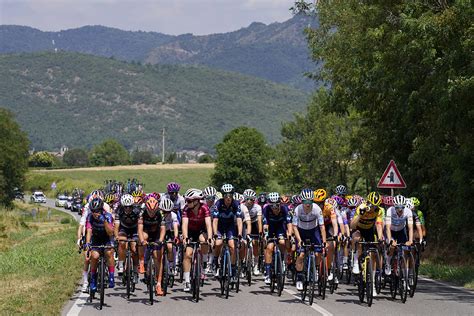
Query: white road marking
[
  {"left": 283, "top": 288, "right": 333, "bottom": 316},
  {"left": 65, "top": 289, "right": 89, "bottom": 316},
  {"left": 419, "top": 277, "right": 474, "bottom": 294}
]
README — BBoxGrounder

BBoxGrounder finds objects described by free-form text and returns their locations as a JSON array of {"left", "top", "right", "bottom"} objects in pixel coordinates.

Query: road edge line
[
  {"left": 419, "top": 276, "right": 474, "bottom": 294},
  {"left": 283, "top": 288, "right": 333, "bottom": 316}
]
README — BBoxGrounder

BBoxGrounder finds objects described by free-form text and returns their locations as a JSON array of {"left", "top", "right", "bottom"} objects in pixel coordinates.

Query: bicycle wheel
[
  {"left": 408, "top": 252, "right": 416, "bottom": 297},
  {"left": 178, "top": 245, "right": 184, "bottom": 283},
  {"left": 225, "top": 250, "right": 231, "bottom": 299},
  {"left": 147, "top": 256, "right": 155, "bottom": 305},
  {"left": 399, "top": 257, "right": 408, "bottom": 303},
  {"left": 246, "top": 250, "right": 252, "bottom": 286},
  {"left": 235, "top": 248, "right": 241, "bottom": 293},
  {"left": 162, "top": 252, "right": 169, "bottom": 296},
  {"left": 309, "top": 255, "right": 316, "bottom": 306},
  {"left": 277, "top": 251, "right": 284, "bottom": 296},
  {"left": 99, "top": 256, "right": 105, "bottom": 310},
  {"left": 329, "top": 259, "right": 336, "bottom": 294},
  {"left": 318, "top": 255, "right": 327, "bottom": 300},
  {"left": 366, "top": 257, "right": 374, "bottom": 307},
  {"left": 126, "top": 252, "right": 132, "bottom": 300},
  {"left": 358, "top": 258, "right": 365, "bottom": 303},
  {"left": 346, "top": 251, "right": 353, "bottom": 285},
  {"left": 194, "top": 250, "right": 201, "bottom": 302}
]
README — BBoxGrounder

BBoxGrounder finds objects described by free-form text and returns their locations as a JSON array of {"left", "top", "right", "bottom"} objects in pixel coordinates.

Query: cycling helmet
[
  {"left": 160, "top": 198, "right": 174, "bottom": 212},
  {"left": 221, "top": 183, "right": 235, "bottom": 194},
  {"left": 280, "top": 195, "right": 290, "bottom": 204},
  {"left": 104, "top": 193, "right": 114, "bottom": 204},
  {"left": 167, "top": 182, "right": 181, "bottom": 193},
  {"left": 393, "top": 195, "right": 406, "bottom": 208},
  {"left": 233, "top": 192, "right": 244, "bottom": 202},
  {"left": 367, "top": 192, "right": 382, "bottom": 206},
  {"left": 410, "top": 197, "right": 420, "bottom": 207},
  {"left": 243, "top": 189, "right": 257, "bottom": 199},
  {"left": 326, "top": 197, "right": 338, "bottom": 209},
  {"left": 348, "top": 196, "right": 359, "bottom": 207},
  {"left": 184, "top": 188, "right": 203, "bottom": 201},
  {"left": 405, "top": 199, "right": 414, "bottom": 210},
  {"left": 131, "top": 190, "right": 143, "bottom": 197},
  {"left": 267, "top": 192, "right": 280, "bottom": 203},
  {"left": 134, "top": 195, "right": 143, "bottom": 205},
  {"left": 203, "top": 186, "right": 217, "bottom": 198},
  {"left": 258, "top": 192, "right": 267, "bottom": 205},
  {"left": 313, "top": 188, "right": 327, "bottom": 202},
  {"left": 89, "top": 197, "right": 104, "bottom": 212},
  {"left": 145, "top": 196, "right": 159, "bottom": 211},
  {"left": 147, "top": 192, "right": 161, "bottom": 200},
  {"left": 333, "top": 195, "right": 345, "bottom": 206},
  {"left": 215, "top": 192, "right": 223, "bottom": 200},
  {"left": 335, "top": 185, "right": 348, "bottom": 195},
  {"left": 90, "top": 190, "right": 104, "bottom": 200},
  {"left": 291, "top": 194, "right": 302, "bottom": 205},
  {"left": 300, "top": 188, "right": 314, "bottom": 201},
  {"left": 120, "top": 194, "right": 134, "bottom": 207},
  {"left": 114, "top": 192, "right": 121, "bottom": 202}
]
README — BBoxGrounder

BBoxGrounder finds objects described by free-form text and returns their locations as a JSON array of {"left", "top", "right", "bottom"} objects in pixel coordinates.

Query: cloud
[{"left": 0, "top": 0, "right": 294, "bottom": 35}]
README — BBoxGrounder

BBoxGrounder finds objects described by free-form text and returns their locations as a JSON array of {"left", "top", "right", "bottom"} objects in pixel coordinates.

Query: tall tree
[
  {"left": 0, "top": 109, "right": 29, "bottom": 206},
  {"left": 89, "top": 139, "right": 130, "bottom": 166},
  {"left": 212, "top": 127, "right": 271, "bottom": 192},
  {"left": 63, "top": 148, "right": 89, "bottom": 167}
]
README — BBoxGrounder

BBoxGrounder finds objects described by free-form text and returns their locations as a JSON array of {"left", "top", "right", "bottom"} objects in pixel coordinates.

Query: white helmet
[
  {"left": 233, "top": 192, "right": 244, "bottom": 202},
  {"left": 184, "top": 188, "right": 203, "bottom": 200},
  {"left": 335, "top": 185, "right": 347, "bottom": 195},
  {"left": 405, "top": 199, "right": 414, "bottom": 210},
  {"left": 160, "top": 198, "right": 174, "bottom": 212},
  {"left": 300, "top": 188, "right": 314, "bottom": 201},
  {"left": 267, "top": 192, "right": 280, "bottom": 203},
  {"left": 215, "top": 192, "right": 223, "bottom": 200},
  {"left": 221, "top": 183, "right": 234, "bottom": 194},
  {"left": 393, "top": 195, "right": 406, "bottom": 208},
  {"left": 243, "top": 189, "right": 257, "bottom": 199},
  {"left": 121, "top": 194, "right": 134, "bottom": 207},
  {"left": 203, "top": 186, "right": 217, "bottom": 198}
]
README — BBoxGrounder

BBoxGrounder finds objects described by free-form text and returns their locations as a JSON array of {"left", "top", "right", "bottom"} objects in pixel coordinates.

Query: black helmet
[
  {"left": 257, "top": 192, "right": 267, "bottom": 205},
  {"left": 90, "top": 197, "right": 104, "bottom": 212}
]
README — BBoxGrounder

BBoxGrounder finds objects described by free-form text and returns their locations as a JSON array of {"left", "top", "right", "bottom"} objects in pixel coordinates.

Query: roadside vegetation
[{"left": 0, "top": 203, "right": 81, "bottom": 314}]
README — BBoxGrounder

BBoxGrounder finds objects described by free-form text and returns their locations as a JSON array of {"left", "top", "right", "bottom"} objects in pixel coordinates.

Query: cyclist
[
  {"left": 114, "top": 193, "right": 141, "bottom": 278},
  {"left": 262, "top": 192, "right": 292, "bottom": 285},
  {"left": 385, "top": 195, "right": 414, "bottom": 276},
  {"left": 182, "top": 188, "right": 213, "bottom": 292},
  {"left": 350, "top": 191, "right": 384, "bottom": 295},
  {"left": 241, "top": 189, "right": 263, "bottom": 276},
  {"left": 322, "top": 197, "right": 340, "bottom": 282},
  {"left": 257, "top": 192, "right": 267, "bottom": 208},
  {"left": 293, "top": 189, "right": 326, "bottom": 291},
  {"left": 85, "top": 197, "right": 115, "bottom": 292},
  {"left": 203, "top": 186, "right": 218, "bottom": 273},
  {"left": 164, "top": 182, "right": 185, "bottom": 223},
  {"left": 409, "top": 197, "right": 426, "bottom": 242},
  {"left": 212, "top": 184, "right": 243, "bottom": 283},
  {"left": 162, "top": 197, "right": 180, "bottom": 280}
]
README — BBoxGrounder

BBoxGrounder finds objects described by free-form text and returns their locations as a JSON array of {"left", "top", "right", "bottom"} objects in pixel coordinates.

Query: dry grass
[{"left": 34, "top": 162, "right": 215, "bottom": 172}]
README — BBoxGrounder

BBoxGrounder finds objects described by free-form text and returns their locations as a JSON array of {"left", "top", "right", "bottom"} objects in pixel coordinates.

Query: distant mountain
[
  {"left": 0, "top": 15, "right": 318, "bottom": 90},
  {"left": 0, "top": 52, "right": 309, "bottom": 152}
]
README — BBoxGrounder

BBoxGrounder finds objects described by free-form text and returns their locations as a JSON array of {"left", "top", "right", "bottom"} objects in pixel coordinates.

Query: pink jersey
[{"left": 182, "top": 203, "right": 210, "bottom": 232}]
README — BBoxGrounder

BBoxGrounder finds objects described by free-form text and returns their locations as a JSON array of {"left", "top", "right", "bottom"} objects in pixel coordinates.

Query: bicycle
[
  {"left": 357, "top": 241, "right": 381, "bottom": 307},
  {"left": 187, "top": 239, "right": 208, "bottom": 302},
  {"left": 267, "top": 236, "right": 286, "bottom": 297},
  {"left": 244, "top": 234, "right": 260, "bottom": 286},
  {"left": 119, "top": 239, "right": 138, "bottom": 300},
  {"left": 410, "top": 240, "right": 424, "bottom": 297},
  {"left": 327, "top": 237, "right": 340, "bottom": 294},
  {"left": 144, "top": 241, "right": 162, "bottom": 305},
  {"left": 161, "top": 240, "right": 177, "bottom": 296},
  {"left": 389, "top": 243, "right": 414, "bottom": 303},
  {"left": 86, "top": 245, "right": 114, "bottom": 310},
  {"left": 300, "top": 240, "right": 321, "bottom": 306},
  {"left": 217, "top": 234, "right": 233, "bottom": 299},
  {"left": 232, "top": 237, "right": 241, "bottom": 293},
  {"left": 317, "top": 243, "right": 327, "bottom": 300}
]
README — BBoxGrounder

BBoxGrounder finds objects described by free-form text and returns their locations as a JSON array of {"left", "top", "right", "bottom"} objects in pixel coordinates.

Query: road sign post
[{"left": 377, "top": 160, "right": 406, "bottom": 196}]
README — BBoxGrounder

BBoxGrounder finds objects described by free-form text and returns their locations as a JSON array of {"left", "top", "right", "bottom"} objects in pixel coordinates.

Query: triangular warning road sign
[{"left": 377, "top": 160, "right": 407, "bottom": 188}]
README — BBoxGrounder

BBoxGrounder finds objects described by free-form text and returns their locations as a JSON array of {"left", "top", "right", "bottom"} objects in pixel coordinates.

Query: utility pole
[{"left": 162, "top": 128, "right": 165, "bottom": 163}]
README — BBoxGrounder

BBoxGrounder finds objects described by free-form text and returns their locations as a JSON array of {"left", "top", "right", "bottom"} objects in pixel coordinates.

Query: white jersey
[
  {"left": 163, "top": 212, "right": 179, "bottom": 231},
  {"left": 385, "top": 206, "right": 413, "bottom": 232},
  {"left": 240, "top": 203, "right": 262, "bottom": 223},
  {"left": 292, "top": 204, "right": 324, "bottom": 230}
]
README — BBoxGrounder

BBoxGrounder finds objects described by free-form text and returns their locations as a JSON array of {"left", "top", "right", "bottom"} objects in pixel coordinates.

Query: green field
[{"left": 27, "top": 165, "right": 214, "bottom": 195}]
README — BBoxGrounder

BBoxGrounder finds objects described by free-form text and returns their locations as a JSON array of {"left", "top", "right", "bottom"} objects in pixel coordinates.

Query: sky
[{"left": 0, "top": 0, "right": 295, "bottom": 35}]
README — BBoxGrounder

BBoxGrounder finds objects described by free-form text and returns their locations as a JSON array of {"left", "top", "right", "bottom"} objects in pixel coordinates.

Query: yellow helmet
[
  {"left": 131, "top": 190, "right": 143, "bottom": 197},
  {"left": 410, "top": 197, "right": 420, "bottom": 207},
  {"left": 313, "top": 188, "right": 327, "bottom": 202},
  {"left": 367, "top": 191, "right": 382, "bottom": 206},
  {"left": 104, "top": 193, "right": 115, "bottom": 204}
]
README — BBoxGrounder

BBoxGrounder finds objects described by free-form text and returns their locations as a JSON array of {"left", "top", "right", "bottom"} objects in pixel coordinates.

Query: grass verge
[
  {"left": 420, "top": 261, "right": 474, "bottom": 290},
  {"left": 0, "top": 206, "right": 82, "bottom": 315}
]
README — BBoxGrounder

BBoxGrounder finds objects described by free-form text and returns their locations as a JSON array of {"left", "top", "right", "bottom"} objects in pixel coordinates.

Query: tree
[
  {"left": 131, "top": 149, "right": 154, "bottom": 165},
  {"left": 211, "top": 127, "right": 271, "bottom": 192},
  {"left": 0, "top": 109, "right": 29, "bottom": 206},
  {"left": 63, "top": 148, "right": 89, "bottom": 167},
  {"left": 89, "top": 139, "right": 130, "bottom": 166},
  {"left": 198, "top": 154, "right": 214, "bottom": 163},
  {"left": 29, "top": 151, "right": 55, "bottom": 167}
]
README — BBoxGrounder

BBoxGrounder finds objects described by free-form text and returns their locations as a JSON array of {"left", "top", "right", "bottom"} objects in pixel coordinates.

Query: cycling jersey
[
  {"left": 385, "top": 207, "right": 413, "bottom": 232},
  {"left": 139, "top": 210, "right": 164, "bottom": 235},
  {"left": 164, "top": 193, "right": 185, "bottom": 222},
  {"left": 240, "top": 203, "right": 262, "bottom": 223},
  {"left": 80, "top": 202, "right": 111, "bottom": 226},
  {"left": 86, "top": 212, "right": 114, "bottom": 243},
  {"left": 116, "top": 205, "right": 142, "bottom": 229},
  {"left": 292, "top": 204, "right": 324, "bottom": 230},
  {"left": 163, "top": 212, "right": 179, "bottom": 231},
  {"left": 183, "top": 203, "right": 211, "bottom": 232},
  {"left": 262, "top": 204, "right": 291, "bottom": 237},
  {"left": 354, "top": 203, "right": 384, "bottom": 229},
  {"left": 416, "top": 210, "right": 425, "bottom": 225}
]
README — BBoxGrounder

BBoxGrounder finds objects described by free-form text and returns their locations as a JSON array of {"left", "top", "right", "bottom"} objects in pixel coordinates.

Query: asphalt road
[{"left": 40, "top": 198, "right": 474, "bottom": 316}]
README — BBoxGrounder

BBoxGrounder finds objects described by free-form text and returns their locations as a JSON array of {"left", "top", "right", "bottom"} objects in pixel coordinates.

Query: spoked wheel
[
  {"left": 147, "top": 257, "right": 155, "bottom": 305},
  {"left": 309, "top": 257, "right": 316, "bottom": 306},
  {"left": 358, "top": 261, "right": 365, "bottom": 303},
  {"left": 99, "top": 257, "right": 105, "bottom": 310},
  {"left": 276, "top": 252, "right": 284, "bottom": 296},
  {"left": 390, "top": 271, "right": 398, "bottom": 299},
  {"left": 318, "top": 256, "right": 327, "bottom": 300},
  {"left": 126, "top": 253, "right": 132, "bottom": 300},
  {"left": 193, "top": 252, "right": 201, "bottom": 302},
  {"left": 178, "top": 245, "right": 184, "bottom": 283},
  {"left": 162, "top": 255, "right": 169, "bottom": 296},
  {"left": 329, "top": 262, "right": 336, "bottom": 294},
  {"left": 246, "top": 252, "right": 253, "bottom": 286},
  {"left": 375, "top": 269, "right": 382, "bottom": 294},
  {"left": 399, "top": 259, "right": 408, "bottom": 303},
  {"left": 366, "top": 257, "right": 374, "bottom": 307},
  {"left": 224, "top": 258, "right": 231, "bottom": 299}
]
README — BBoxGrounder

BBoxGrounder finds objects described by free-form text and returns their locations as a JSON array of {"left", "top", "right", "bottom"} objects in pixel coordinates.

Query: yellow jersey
[{"left": 354, "top": 203, "right": 384, "bottom": 229}]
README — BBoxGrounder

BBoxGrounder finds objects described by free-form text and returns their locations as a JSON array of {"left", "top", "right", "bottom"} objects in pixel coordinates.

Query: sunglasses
[
  {"left": 271, "top": 203, "right": 280, "bottom": 208},
  {"left": 205, "top": 196, "right": 215, "bottom": 201},
  {"left": 168, "top": 191, "right": 178, "bottom": 195},
  {"left": 186, "top": 199, "right": 196, "bottom": 204},
  {"left": 224, "top": 193, "right": 233, "bottom": 198},
  {"left": 302, "top": 200, "right": 313, "bottom": 205},
  {"left": 92, "top": 209, "right": 101, "bottom": 214},
  {"left": 245, "top": 198, "right": 255, "bottom": 202}
]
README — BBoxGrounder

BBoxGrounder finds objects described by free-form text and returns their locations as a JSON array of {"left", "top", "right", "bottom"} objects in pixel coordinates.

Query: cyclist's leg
[{"left": 117, "top": 232, "right": 128, "bottom": 273}]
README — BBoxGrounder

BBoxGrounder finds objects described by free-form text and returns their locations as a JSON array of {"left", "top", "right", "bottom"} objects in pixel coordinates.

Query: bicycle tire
[
  {"left": 246, "top": 249, "right": 252, "bottom": 286},
  {"left": 277, "top": 251, "right": 284, "bottom": 296},
  {"left": 319, "top": 255, "right": 327, "bottom": 300},
  {"left": 219, "top": 253, "right": 225, "bottom": 295},
  {"left": 358, "top": 258, "right": 365, "bottom": 303},
  {"left": 194, "top": 250, "right": 201, "bottom": 302},
  {"left": 399, "top": 256, "right": 408, "bottom": 303},
  {"left": 329, "top": 259, "right": 336, "bottom": 294},
  {"left": 366, "top": 257, "right": 374, "bottom": 307},
  {"left": 178, "top": 245, "right": 184, "bottom": 283},
  {"left": 99, "top": 256, "right": 105, "bottom": 310},
  {"left": 309, "top": 254, "right": 316, "bottom": 306},
  {"left": 126, "top": 251, "right": 132, "bottom": 300},
  {"left": 162, "top": 252, "right": 169, "bottom": 296},
  {"left": 225, "top": 250, "right": 231, "bottom": 299},
  {"left": 147, "top": 256, "right": 154, "bottom": 305},
  {"left": 408, "top": 252, "right": 416, "bottom": 297}
]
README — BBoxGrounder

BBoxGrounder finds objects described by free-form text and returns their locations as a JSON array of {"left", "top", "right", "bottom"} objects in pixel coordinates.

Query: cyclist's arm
[
  {"left": 86, "top": 227, "right": 92, "bottom": 244},
  {"left": 138, "top": 220, "right": 145, "bottom": 244},
  {"left": 237, "top": 217, "right": 243, "bottom": 237},
  {"left": 212, "top": 218, "right": 218, "bottom": 236},
  {"left": 159, "top": 222, "right": 166, "bottom": 242},
  {"left": 77, "top": 224, "right": 84, "bottom": 241},
  {"left": 293, "top": 224, "right": 302, "bottom": 244},
  {"left": 320, "top": 224, "right": 327, "bottom": 244},
  {"left": 104, "top": 214, "right": 114, "bottom": 236},
  {"left": 173, "top": 221, "right": 179, "bottom": 239},
  {"left": 331, "top": 213, "right": 339, "bottom": 237},
  {"left": 257, "top": 215, "right": 263, "bottom": 234},
  {"left": 385, "top": 212, "right": 392, "bottom": 241},
  {"left": 182, "top": 217, "right": 189, "bottom": 241},
  {"left": 205, "top": 216, "right": 213, "bottom": 239},
  {"left": 350, "top": 208, "right": 361, "bottom": 230},
  {"left": 114, "top": 218, "right": 120, "bottom": 239},
  {"left": 376, "top": 222, "right": 383, "bottom": 241},
  {"left": 286, "top": 223, "right": 293, "bottom": 238}
]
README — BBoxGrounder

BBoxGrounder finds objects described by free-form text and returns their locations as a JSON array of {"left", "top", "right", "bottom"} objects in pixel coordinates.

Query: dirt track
[{"left": 34, "top": 163, "right": 215, "bottom": 172}]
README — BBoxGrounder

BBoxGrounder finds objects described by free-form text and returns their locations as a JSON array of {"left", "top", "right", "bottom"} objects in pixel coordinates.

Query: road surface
[{"left": 41, "top": 198, "right": 473, "bottom": 316}]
